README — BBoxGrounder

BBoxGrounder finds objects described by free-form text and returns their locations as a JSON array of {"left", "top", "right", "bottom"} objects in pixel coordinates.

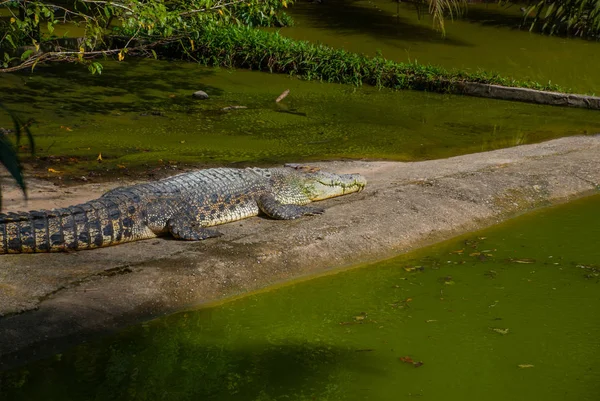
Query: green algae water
[
  {"left": 281, "top": 0, "right": 600, "bottom": 94},
  {"left": 2, "top": 194, "right": 599, "bottom": 400},
  {"left": 1, "top": 60, "right": 599, "bottom": 177}
]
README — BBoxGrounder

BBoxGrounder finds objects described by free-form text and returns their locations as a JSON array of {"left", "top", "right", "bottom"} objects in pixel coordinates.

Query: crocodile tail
[{"left": 0, "top": 199, "right": 137, "bottom": 254}]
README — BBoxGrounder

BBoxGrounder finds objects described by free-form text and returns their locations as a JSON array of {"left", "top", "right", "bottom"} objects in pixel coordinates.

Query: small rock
[{"left": 192, "top": 90, "right": 209, "bottom": 99}]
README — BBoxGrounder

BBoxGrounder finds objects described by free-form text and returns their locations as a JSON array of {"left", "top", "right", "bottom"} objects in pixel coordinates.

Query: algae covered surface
[
  {"left": 1, "top": 193, "right": 598, "bottom": 401},
  {"left": 1, "top": 59, "right": 599, "bottom": 179}
]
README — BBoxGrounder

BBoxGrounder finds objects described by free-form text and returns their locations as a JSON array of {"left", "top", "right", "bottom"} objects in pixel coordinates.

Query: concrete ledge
[
  {"left": 1, "top": 135, "right": 600, "bottom": 369},
  {"left": 457, "top": 82, "right": 600, "bottom": 109}
]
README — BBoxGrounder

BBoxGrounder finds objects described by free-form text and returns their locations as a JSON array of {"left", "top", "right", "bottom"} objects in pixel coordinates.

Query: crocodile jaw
[{"left": 306, "top": 173, "right": 367, "bottom": 201}]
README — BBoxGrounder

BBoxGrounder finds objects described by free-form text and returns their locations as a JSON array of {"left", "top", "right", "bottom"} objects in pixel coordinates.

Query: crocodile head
[
  {"left": 302, "top": 169, "right": 367, "bottom": 201},
  {"left": 267, "top": 165, "right": 367, "bottom": 204}
]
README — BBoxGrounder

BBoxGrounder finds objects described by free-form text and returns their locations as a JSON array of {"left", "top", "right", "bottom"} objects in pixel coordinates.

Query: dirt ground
[{"left": 1, "top": 135, "right": 599, "bottom": 369}]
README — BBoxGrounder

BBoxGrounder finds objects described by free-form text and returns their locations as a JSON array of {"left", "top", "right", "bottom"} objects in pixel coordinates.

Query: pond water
[
  {"left": 1, "top": 194, "right": 598, "bottom": 401},
  {"left": 280, "top": 0, "right": 600, "bottom": 95},
  {"left": 1, "top": 60, "right": 598, "bottom": 177}
]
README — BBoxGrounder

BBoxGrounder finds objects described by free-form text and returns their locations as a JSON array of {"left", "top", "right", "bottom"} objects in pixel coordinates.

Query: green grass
[{"left": 168, "top": 25, "right": 567, "bottom": 94}]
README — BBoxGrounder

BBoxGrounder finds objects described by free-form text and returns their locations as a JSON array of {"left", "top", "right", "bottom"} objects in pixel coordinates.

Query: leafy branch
[{"left": 0, "top": 0, "right": 294, "bottom": 73}]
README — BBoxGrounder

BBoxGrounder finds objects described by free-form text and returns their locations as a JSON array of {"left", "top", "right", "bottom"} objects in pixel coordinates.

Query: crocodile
[{"left": 0, "top": 165, "right": 366, "bottom": 254}]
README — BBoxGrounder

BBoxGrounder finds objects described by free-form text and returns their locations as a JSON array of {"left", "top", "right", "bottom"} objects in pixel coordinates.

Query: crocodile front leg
[
  {"left": 257, "top": 194, "right": 325, "bottom": 220},
  {"left": 168, "top": 217, "right": 223, "bottom": 241}
]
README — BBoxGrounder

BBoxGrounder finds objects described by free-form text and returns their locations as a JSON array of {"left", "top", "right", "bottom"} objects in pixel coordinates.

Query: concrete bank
[
  {"left": 1, "top": 135, "right": 600, "bottom": 369},
  {"left": 457, "top": 82, "right": 600, "bottom": 109}
]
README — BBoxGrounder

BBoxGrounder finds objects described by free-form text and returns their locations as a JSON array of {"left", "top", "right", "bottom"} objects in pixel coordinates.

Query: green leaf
[
  {"left": 0, "top": 104, "right": 34, "bottom": 209},
  {"left": 544, "top": 3, "right": 555, "bottom": 19},
  {"left": 20, "top": 49, "right": 34, "bottom": 60},
  {"left": 5, "top": 34, "right": 15, "bottom": 49},
  {"left": 0, "top": 135, "right": 25, "bottom": 198},
  {"left": 31, "top": 58, "right": 40, "bottom": 72},
  {"left": 88, "top": 62, "right": 103, "bottom": 75}
]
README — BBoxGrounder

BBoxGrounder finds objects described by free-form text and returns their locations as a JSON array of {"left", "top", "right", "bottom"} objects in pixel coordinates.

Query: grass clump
[{"left": 170, "top": 25, "right": 566, "bottom": 94}]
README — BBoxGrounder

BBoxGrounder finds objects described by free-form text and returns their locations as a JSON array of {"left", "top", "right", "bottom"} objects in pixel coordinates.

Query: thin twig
[
  {"left": 80, "top": 0, "right": 134, "bottom": 13},
  {"left": 180, "top": 0, "right": 247, "bottom": 15},
  {"left": 0, "top": 36, "right": 184, "bottom": 73}
]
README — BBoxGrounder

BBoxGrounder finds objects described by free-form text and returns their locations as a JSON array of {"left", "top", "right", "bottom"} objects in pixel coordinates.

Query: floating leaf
[
  {"left": 275, "top": 89, "right": 290, "bottom": 103},
  {"left": 509, "top": 258, "right": 536, "bottom": 264},
  {"left": 97, "top": 153, "right": 103, "bottom": 162},
  {"left": 518, "top": 364, "right": 534, "bottom": 368},
  {"left": 490, "top": 327, "right": 510, "bottom": 335},
  {"left": 399, "top": 356, "right": 423, "bottom": 367}
]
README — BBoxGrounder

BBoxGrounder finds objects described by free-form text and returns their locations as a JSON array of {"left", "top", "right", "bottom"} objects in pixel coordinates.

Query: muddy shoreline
[{"left": 1, "top": 135, "right": 599, "bottom": 370}]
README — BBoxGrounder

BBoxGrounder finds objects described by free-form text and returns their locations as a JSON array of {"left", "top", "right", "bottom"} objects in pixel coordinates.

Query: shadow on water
[
  {"left": 5, "top": 59, "right": 225, "bottom": 115},
  {"left": 289, "top": 0, "right": 472, "bottom": 47},
  {"left": 0, "top": 315, "right": 380, "bottom": 400},
  {"left": 461, "top": 6, "right": 528, "bottom": 29}
]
